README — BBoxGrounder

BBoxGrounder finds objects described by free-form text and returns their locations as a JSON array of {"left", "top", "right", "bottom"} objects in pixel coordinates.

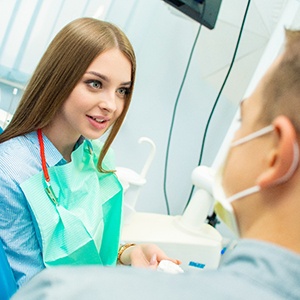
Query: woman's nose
[{"left": 98, "top": 91, "right": 117, "bottom": 112}]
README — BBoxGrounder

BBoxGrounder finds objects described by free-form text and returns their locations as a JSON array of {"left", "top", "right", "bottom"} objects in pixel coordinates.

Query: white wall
[
  {"left": 1, "top": 0, "right": 299, "bottom": 217},
  {"left": 110, "top": 0, "right": 297, "bottom": 215}
]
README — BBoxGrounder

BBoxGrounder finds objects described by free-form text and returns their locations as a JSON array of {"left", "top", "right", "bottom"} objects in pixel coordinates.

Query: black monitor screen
[{"left": 163, "top": 0, "right": 222, "bottom": 30}]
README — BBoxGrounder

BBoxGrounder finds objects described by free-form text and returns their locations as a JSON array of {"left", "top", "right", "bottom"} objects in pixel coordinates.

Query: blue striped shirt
[{"left": 0, "top": 131, "right": 67, "bottom": 287}]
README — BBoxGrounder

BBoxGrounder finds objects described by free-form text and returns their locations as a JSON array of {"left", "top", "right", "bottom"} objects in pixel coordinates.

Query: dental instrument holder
[
  {"left": 121, "top": 165, "right": 223, "bottom": 271},
  {"left": 116, "top": 137, "right": 156, "bottom": 224}
]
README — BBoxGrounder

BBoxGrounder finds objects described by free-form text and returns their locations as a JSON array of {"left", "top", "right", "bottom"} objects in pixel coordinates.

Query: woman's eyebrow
[
  {"left": 85, "top": 71, "right": 109, "bottom": 81},
  {"left": 85, "top": 71, "right": 131, "bottom": 86}
]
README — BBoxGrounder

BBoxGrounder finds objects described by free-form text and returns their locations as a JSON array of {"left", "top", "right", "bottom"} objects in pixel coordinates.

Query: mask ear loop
[
  {"left": 231, "top": 125, "right": 274, "bottom": 147},
  {"left": 226, "top": 125, "right": 274, "bottom": 203},
  {"left": 228, "top": 129, "right": 299, "bottom": 202},
  {"left": 227, "top": 186, "right": 261, "bottom": 203},
  {"left": 228, "top": 144, "right": 299, "bottom": 202}
]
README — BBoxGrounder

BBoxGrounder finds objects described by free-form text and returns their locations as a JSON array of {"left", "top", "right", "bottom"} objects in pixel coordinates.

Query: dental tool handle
[
  {"left": 138, "top": 137, "right": 156, "bottom": 179},
  {"left": 181, "top": 189, "right": 214, "bottom": 230},
  {"left": 191, "top": 166, "right": 214, "bottom": 194}
]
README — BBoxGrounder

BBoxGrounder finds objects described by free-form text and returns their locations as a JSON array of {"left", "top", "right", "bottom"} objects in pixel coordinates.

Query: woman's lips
[{"left": 87, "top": 115, "right": 109, "bottom": 129}]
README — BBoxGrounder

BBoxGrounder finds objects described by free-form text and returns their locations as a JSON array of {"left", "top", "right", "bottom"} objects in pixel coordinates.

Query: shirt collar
[{"left": 25, "top": 131, "right": 78, "bottom": 167}]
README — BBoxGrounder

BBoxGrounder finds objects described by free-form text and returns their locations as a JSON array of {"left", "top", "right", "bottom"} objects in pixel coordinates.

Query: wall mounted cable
[
  {"left": 163, "top": 24, "right": 202, "bottom": 215},
  {"left": 183, "top": 0, "right": 252, "bottom": 214}
]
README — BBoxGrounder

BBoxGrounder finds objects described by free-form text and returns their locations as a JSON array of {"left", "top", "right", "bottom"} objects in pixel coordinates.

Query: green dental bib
[{"left": 21, "top": 138, "right": 123, "bottom": 267}]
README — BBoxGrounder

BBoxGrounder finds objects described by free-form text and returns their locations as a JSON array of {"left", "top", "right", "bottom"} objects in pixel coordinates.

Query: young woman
[{"left": 0, "top": 17, "right": 177, "bottom": 288}]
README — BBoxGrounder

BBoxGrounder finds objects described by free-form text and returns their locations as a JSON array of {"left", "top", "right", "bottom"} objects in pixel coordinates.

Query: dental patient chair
[{"left": 0, "top": 238, "right": 17, "bottom": 299}]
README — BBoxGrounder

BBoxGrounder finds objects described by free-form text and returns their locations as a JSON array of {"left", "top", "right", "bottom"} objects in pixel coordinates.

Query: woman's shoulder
[
  {"left": 0, "top": 133, "right": 41, "bottom": 181},
  {"left": 0, "top": 135, "right": 26, "bottom": 157},
  {"left": 0, "top": 133, "right": 38, "bottom": 158}
]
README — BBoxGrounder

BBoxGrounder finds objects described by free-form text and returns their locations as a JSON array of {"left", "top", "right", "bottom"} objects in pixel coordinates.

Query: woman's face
[{"left": 58, "top": 48, "right": 132, "bottom": 141}]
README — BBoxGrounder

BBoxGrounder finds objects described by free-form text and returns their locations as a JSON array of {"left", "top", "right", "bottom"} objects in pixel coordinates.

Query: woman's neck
[{"left": 41, "top": 124, "right": 80, "bottom": 162}]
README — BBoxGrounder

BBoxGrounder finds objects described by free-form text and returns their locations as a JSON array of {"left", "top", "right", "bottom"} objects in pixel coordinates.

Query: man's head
[
  {"left": 218, "top": 29, "right": 300, "bottom": 249},
  {"left": 260, "top": 30, "right": 300, "bottom": 132}
]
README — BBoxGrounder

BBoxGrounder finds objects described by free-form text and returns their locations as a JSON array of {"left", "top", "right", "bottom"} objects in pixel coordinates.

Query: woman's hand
[{"left": 118, "top": 243, "right": 180, "bottom": 269}]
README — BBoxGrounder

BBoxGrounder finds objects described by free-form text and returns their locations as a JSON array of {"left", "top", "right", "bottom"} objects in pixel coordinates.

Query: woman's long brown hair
[{"left": 0, "top": 18, "right": 136, "bottom": 172}]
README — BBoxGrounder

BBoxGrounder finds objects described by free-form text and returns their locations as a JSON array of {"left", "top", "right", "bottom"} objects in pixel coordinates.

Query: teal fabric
[
  {"left": 0, "top": 126, "right": 16, "bottom": 298},
  {"left": 20, "top": 139, "right": 123, "bottom": 267},
  {"left": 0, "top": 238, "right": 17, "bottom": 299}
]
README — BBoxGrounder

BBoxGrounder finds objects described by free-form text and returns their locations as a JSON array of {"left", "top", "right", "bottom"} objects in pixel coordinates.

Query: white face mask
[{"left": 213, "top": 124, "right": 299, "bottom": 237}]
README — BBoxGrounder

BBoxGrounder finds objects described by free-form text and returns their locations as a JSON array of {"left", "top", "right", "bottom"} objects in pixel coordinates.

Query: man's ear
[{"left": 257, "top": 116, "right": 298, "bottom": 188}]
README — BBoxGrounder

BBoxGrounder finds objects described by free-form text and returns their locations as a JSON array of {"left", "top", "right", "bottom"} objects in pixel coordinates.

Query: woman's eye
[
  {"left": 117, "top": 87, "right": 130, "bottom": 97},
  {"left": 85, "top": 80, "right": 102, "bottom": 89}
]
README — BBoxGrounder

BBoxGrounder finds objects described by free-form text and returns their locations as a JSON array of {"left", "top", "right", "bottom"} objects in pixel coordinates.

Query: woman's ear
[{"left": 257, "top": 116, "right": 298, "bottom": 188}]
